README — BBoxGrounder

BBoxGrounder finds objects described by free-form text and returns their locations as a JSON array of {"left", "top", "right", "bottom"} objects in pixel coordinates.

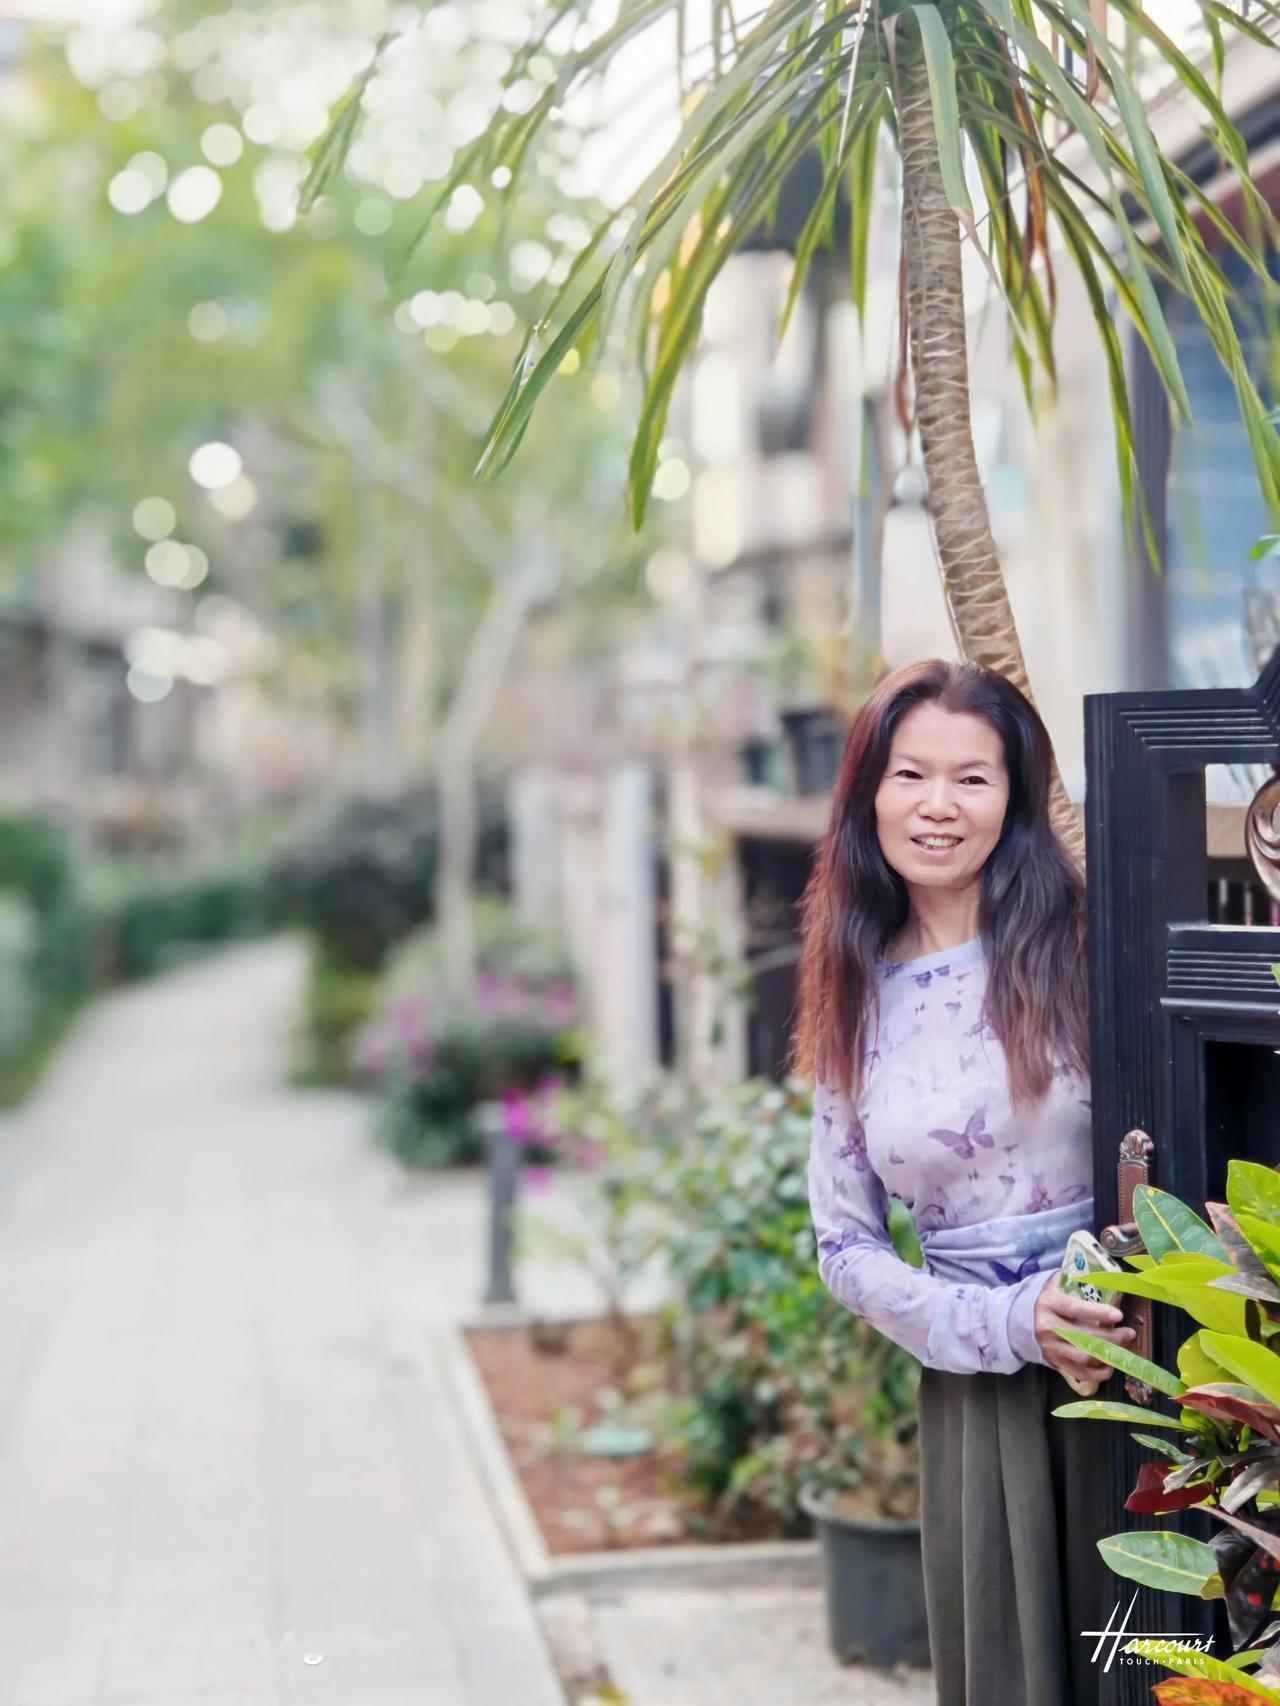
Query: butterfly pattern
[
  {"left": 927, "top": 1107, "right": 994, "bottom": 1159},
  {"left": 808, "top": 935, "right": 1094, "bottom": 1372}
]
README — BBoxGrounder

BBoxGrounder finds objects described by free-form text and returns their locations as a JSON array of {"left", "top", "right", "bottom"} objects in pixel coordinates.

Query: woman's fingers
[
  {"left": 1050, "top": 1287, "right": 1126, "bottom": 1331},
  {"left": 1049, "top": 1345, "right": 1114, "bottom": 1382}
]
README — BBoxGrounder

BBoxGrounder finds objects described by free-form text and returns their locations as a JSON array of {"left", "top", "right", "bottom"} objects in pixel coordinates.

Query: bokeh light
[
  {"left": 208, "top": 475, "right": 258, "bottom": 520},
  {"left": 188, "top": 300, "right": 230, "bottom": 342},
  {"left": 132, "top": 496, "right": 176, "bottom": 541},
  {"left": 200, "top": 123, "right": 244, "bottom": 166},
  {"left": 168, "top": 165, "right": 223, "bottom": 223},
  {"left": 125, "top": 666, "right": 173, "bottom": 703},
  {"left": 189, "top": 441, "right": 243, "bottom": 490}
]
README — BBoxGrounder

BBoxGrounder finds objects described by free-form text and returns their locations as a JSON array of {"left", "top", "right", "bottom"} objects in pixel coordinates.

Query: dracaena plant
[
  {"left": 1050, "top": 1161, "right": 1280, "bottom": 1702},
  {"left": 306, "top": 1, "right": 1280, "bottom": 863}
]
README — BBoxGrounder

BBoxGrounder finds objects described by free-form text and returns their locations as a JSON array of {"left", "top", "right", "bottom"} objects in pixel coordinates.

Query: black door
[{"left": 1085, "top": 651, "right": 1280, "bottom": 1703}]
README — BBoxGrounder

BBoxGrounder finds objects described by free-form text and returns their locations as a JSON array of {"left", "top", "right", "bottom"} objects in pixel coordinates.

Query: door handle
[{"left": 1100, "top": 1129, "right": 1157, "bottom": 1405}]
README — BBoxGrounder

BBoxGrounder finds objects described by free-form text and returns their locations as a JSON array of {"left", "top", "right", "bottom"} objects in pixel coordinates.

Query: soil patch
[{"left": 466, "top": 1317, "right": 775, "bottom": 1553}]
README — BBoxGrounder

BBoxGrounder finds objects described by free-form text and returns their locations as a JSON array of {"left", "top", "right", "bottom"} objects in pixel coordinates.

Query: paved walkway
[{"left": 0, "top": 939, "right": 563, "bottom": 1706}]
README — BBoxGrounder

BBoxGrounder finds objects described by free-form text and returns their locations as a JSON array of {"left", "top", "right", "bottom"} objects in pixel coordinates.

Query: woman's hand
[{"left": 1034, "top": 1273, "right": 1136, "bottom": 1385}]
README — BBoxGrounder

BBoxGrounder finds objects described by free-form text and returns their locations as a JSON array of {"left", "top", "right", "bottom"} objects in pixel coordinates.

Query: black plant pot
[
  {"left": 801, "top": 1492, "right": 931, "bottom": 1670},
  {"left": 780, "top": 708, "right": 847, "bottom": 796},
  {"left": 737, "top": 737, "right": 784, "bottom": 790}
]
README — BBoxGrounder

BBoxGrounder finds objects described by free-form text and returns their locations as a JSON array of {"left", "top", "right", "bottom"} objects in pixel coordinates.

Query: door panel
[{"left": 1084, "top": 653, "right": 1280, "bottom": 1705}]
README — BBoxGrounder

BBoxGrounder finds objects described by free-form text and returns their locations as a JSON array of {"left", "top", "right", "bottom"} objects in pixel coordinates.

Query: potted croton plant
[{"left": 1050, "top": 1160, "right": 1280, "bottom": 1701}]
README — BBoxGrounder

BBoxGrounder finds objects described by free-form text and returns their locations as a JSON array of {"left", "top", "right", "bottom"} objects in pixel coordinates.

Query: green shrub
[
  {"left": 0, "top": 814, "right": 93, "bottom": 1103},
  {"left": 88, "top": 867, "right": 267, "bottom": 983},
  {"left": 294, "top": 949, "right": 382, "bottom": 1086},
  {"left": 0, "top": 813, "right": 74, "bottom": 910},
  {"left": 265, "top": 789, "right": 508, "bottom": 973},
  {"left": 0, "top": 810, "right": 273, "bottom": 1104},
  {"left": 538, "top": 1075, "right": 920, "bottom": 1534}
]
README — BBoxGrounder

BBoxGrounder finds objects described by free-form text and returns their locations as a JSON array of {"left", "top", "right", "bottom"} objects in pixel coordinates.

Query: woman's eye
[
  {"left": 961, "top": 775, "right": 988, "bottom": 786},
  {"left": 895, "top": 769, "right": 921, "bottom": 780}
]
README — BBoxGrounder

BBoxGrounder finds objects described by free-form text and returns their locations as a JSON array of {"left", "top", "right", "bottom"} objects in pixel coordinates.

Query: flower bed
[{"left": 501, "top": 1076, "right": 922, "bottom": 1546}]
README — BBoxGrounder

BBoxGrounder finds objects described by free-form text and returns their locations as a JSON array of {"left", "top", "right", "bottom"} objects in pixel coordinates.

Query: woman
[{"left": 796, "top": 659, "right": 1135, "bottom": 1706}]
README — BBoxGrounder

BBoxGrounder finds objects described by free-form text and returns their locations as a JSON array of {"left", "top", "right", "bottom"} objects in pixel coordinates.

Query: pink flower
[
  {"left": 501, "top": 1090, "right": 536, "bottom": 1144},
  {"left": 392, "top": 995, "right": 426, "bottom": 1038},
  {"left": 523, "top": 1164, "right": 552, "bottom": 1195}
]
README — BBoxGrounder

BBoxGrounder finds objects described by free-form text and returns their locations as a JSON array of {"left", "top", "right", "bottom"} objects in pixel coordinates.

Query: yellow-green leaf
[
  {"left": 1055, "top": 1400, "right": 1193, "bottom": 1428},
  {"left": 1123, "top": 1641, "right": 1280, "bottom": 1701},
  {"left": 1228, "top": 1162, "right": 1280, "bottom": 1225},
  {"left": 1236, "top": 1212, "right": 1280, "bottom": 1286},
  {"left": 1055, "top": 1327, "right": 1184, "bottom": 1398},
  {"left": 1198, "top": 1333, "right": 1280, "bottom": 1409},
  {"left": 1098, "top": 1530, "right": 1223, "bottom": 1597},
  {"left": 1135, "top": 1185, "right": 1228, "bottom": 1262},
  {"left": 1179, "top": 1333, "right": 1233, "bottom": 1390}
]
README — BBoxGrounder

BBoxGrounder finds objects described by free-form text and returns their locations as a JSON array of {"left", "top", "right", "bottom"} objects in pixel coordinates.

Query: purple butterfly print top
[{"left": 808, "top": 936, "right": 1093, "bottom": 1375}]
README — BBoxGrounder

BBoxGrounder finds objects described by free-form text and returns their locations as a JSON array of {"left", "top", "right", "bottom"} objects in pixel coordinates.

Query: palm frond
[{"left": 302, "top": 0, "right": 1280, "bottom": 524}]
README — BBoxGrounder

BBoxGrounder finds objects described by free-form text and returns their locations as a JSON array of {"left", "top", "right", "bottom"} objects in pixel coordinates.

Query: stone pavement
[
  {"left": 0, "top": 937, "right": 940, "bottom": 1706},
  {"left": 570, "top": 1586, "right": 935, "bottom": 1706},
  {"left": 0, "top": 938, "right": 563, "bottom": 1706}
]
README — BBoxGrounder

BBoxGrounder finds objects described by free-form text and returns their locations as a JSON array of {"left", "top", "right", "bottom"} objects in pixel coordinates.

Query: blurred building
[
  {"left": 0, "top": 528, "right": 335, "bottom": 853},
  {"left": 504, "top": 12, "right": 1280, "bottom": 1088}
]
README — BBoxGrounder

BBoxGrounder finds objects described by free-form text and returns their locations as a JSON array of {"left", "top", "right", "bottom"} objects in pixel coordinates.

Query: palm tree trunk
[{"left": 897, "top": 52, "right": 1084, "bottom": 868}]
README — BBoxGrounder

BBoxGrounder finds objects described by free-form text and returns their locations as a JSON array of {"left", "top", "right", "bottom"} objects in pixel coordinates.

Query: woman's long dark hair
[{"left": 792, "top": 659, "right": 1087, "bottom": 1108}]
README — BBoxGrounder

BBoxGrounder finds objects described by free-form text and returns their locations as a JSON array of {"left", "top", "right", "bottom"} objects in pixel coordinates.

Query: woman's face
[{"left": 874, "top": 702, "right": 1010, "bottom": 893}]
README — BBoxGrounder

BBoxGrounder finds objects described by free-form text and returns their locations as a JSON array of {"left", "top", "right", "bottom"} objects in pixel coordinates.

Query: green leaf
[
  {"left": 1063, "top": 0, "right": 1192, "bottom": 292},
  {"left": 1135, "top": 1185, "right": 1228, "bottom": 1263},
  {"left": 1123, "top": 1642, "right": 1280, "bottom": 1701},
  {"left": 1179, "top": 1333, "right": 1234, "bottom": 1391},
  {"left": 1111, "top": 197, "right": 1193, "bottom": 422},
  {"left": 1098, "top": 1529, "right": 1223, "bottom": 1598},
  {"left": 1101, "top": 1268, "right": 1249, "bottom": 1338},
  {"left": 1236, "top": 1212, "right": 1280, "bottom": 1288},
  {"left": 1054, "top": 1326, "right": 1185, "bottom": 1398},
  {"left": 848, "top": 93, "right": 885, "bottom": 327},
  {"left": 1131, "top": 1432, "right": 1193, "bottom": 1462},
  {"left": 1199, "top": 1334, "right": 1280, "bottom": 1409},
  {"left": 905, "top": 4, "right": 971, "bottom": 211},
  {"left": 1054, "top": 1399, "right": 1193, "bottom": 1429},
  {"left": 1225, "top": 1649, "right": 1272, "bottom": 1674},
  {"left": 1228, "top": 1162, "right": 1280, "bottom": 1225}
]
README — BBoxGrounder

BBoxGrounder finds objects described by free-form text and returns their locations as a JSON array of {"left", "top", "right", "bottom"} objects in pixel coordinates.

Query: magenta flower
[{"left": 501, "top": 1090, "right": 536, "bottom": 1145}]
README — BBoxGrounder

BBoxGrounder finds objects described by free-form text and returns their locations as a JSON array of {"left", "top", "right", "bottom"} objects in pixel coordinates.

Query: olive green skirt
[{"left": 919, "top": 1362, "right": 1106, "bottom": 1706}]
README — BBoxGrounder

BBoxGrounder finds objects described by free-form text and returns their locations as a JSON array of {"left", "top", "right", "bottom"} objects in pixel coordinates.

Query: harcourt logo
[{"left": 1082, "top": 1591, "right": 1215, "bottom": 1672}]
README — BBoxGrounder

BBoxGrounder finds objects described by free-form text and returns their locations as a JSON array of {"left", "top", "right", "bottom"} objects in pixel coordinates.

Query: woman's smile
[{"left": 875, "top": 704, "right": 1009, "bottom": 892}]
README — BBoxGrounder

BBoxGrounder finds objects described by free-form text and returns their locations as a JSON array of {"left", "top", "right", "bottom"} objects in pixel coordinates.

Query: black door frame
[{"left": 1085, "top": 654, "right": 1280, "bottom": 1704}]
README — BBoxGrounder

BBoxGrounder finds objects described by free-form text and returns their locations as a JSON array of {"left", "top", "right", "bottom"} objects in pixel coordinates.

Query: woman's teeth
[{"left": 913, "top": 835, "right": 961, "bottom": 849}]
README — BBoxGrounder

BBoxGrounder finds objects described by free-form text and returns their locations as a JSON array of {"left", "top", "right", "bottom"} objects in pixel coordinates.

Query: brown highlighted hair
[{"left": 792, "top": 659, "right": 1087, "bottom": 1108}]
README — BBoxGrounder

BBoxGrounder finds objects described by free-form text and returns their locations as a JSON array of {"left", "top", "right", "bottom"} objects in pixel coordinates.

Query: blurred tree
[
  {"left": 0, "top": 7, "right": 650, "bottom": 993},
  {"left": 308, "top": 1, "right": 1280, "bottom": 865}
]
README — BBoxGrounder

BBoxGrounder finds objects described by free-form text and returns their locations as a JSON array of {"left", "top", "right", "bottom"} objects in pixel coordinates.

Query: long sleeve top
[{"left": 808, "top": 936, "right": 1093, "bottom": 1375}]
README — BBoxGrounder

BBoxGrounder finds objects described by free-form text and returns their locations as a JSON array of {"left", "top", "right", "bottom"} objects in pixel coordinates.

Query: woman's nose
[{"left": 920, "top": 782, "right": 958, "bottom": 818}]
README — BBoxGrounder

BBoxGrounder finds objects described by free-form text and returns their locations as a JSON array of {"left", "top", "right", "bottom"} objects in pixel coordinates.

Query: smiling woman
[
  {"left": 793, "top": 660, "right": 1129, "bottom": 1706},
  {"left": 874, "top": 704, "right": 1010, "bottom": 899}
]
